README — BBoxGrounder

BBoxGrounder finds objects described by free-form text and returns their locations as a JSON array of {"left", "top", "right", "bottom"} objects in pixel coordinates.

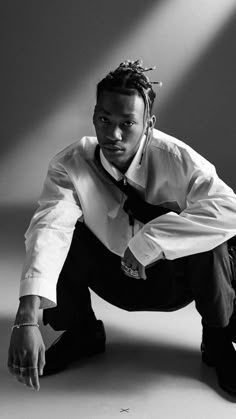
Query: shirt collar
[{"left": 100, "top": 134, "right": 147, "bottom": 184}]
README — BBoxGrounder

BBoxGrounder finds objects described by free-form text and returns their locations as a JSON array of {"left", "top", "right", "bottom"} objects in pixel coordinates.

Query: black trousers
[{"left": 43, "top": 222, "right": 236, "bottom": 331}]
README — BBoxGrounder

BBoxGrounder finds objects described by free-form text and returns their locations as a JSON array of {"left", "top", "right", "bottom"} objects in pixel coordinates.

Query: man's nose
[{"left": 106, "top": 125, "right": 122, "bottom": 141}]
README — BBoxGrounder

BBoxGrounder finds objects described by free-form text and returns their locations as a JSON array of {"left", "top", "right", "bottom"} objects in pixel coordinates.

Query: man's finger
[
  {"left": 139, "top": 264, "right": 147, "bottom": 280},
  {"left": 16, "top": 361, "right": 40, "bottom": 391},
  {"left": 20, "top": 368, "right": 34, "bottom": 389},
  {"left": 38, "top": 348, "right": 45, "bottom": 376},
  {"left": 16, "top": 371, "right": 26, "bottom": 385},
  {"left": 29, "top": 367, "right": 40, "bottom": 391},
  {"left": 9, "top": 362, "right": 21, "bottom": 377},
  {"left": 8, "top": 352, "right": 19, "bottom": 377},
  {"left": 19, "top": 367, "right": 40, "bottom": 390}
]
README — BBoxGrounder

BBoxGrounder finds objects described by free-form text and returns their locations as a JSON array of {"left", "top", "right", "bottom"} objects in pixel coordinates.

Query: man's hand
[
  {"left": 8, "top": 326, "right": 45, "bottom": 391},
  {"left": 8, "top": 295, "right": 45, "bottom": 391},
  {"left": 121, "top": 247, "right": 147, "bottom": 280}
]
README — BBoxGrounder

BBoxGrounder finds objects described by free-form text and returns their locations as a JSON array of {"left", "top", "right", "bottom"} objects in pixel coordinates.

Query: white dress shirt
[{"left": 19, "top": 128, "right": 236, "bottom": 309}]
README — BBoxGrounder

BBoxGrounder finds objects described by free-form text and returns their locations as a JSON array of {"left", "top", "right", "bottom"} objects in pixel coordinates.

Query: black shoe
[
  {"left": 225, "top": 310, "right": 236, "bottom": 343},
  {"left": 42, "top": 320, "right": 106, "bottom": 376},
  {"left": 201, "top": 324, "right": 236, "bottom": 395}
]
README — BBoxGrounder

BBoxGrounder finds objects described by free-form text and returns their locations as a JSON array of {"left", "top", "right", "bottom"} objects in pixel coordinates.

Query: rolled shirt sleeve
[{"left": 20, "top": 157, "right": 82, "bottom": 309}]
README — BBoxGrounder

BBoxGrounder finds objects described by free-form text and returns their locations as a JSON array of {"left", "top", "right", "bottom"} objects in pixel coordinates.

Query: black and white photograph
[{"left": 1, "top": 1, "right": 236, "bottom": 418}]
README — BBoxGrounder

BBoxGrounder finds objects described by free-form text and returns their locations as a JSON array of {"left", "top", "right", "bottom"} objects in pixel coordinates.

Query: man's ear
[
  {"left": 149, "top": 115, "right": 156, "bottom": 129},
  {"left": 145, "top": 115, "right": 156, "bottom": 134}
]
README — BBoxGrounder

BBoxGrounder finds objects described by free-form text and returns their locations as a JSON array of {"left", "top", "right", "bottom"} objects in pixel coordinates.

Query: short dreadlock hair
[{"left": 96, "top": 60, "right": 162, "bottom": 120}]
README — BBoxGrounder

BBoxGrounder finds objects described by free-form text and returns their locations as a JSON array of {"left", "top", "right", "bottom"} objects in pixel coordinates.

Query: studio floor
[{"left": 1, "top": 207, "right": 236, "bottom": 419}]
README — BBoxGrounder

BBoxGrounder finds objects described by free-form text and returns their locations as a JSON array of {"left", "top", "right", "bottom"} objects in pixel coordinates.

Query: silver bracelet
[{"left": 12, "top": 323, "right": 39, "bottom": 330}]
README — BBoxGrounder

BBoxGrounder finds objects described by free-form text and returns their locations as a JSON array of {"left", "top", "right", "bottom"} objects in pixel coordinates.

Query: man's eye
[
  {"left": 99, "top": 116, "right": 109, "bottom": 123},
  {"left": 123, "top": 121, "right": 135, "bottom": 127}
]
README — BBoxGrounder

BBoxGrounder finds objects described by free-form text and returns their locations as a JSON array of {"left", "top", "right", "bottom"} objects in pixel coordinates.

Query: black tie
[{"left": 95, "top": 144, "right": 174, "bottom": 224}]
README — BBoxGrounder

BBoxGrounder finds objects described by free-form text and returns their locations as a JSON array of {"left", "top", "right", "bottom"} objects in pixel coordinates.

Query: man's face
[{"left": 93, "top": 90, "right": 147, "bottom": 172}]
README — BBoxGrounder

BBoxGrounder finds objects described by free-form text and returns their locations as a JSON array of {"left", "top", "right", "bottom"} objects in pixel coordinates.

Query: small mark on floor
[{"left": 120, "top": 408, "right": 130, "bottom": 413}]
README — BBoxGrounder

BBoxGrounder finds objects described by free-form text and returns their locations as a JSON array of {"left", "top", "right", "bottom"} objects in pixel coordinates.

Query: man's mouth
[{"left": 102, "top": 144, "right": 124, "bottom": 152}]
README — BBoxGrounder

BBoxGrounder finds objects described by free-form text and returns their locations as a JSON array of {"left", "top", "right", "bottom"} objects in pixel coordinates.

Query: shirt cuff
[
  {"left": 19, "top": 276, "right": 57, "bottom": 309},
  {"left": 128, "top": 228, "right": 163, "bottom": 267}
]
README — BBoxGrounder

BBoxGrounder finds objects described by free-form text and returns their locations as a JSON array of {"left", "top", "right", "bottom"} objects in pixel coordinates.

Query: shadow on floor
[
  {"left": 8, "top": 316, "right": 236, "bottom": 402},
  {"left": 2, "top": 316, "right": 236, "bottom": 403}
]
